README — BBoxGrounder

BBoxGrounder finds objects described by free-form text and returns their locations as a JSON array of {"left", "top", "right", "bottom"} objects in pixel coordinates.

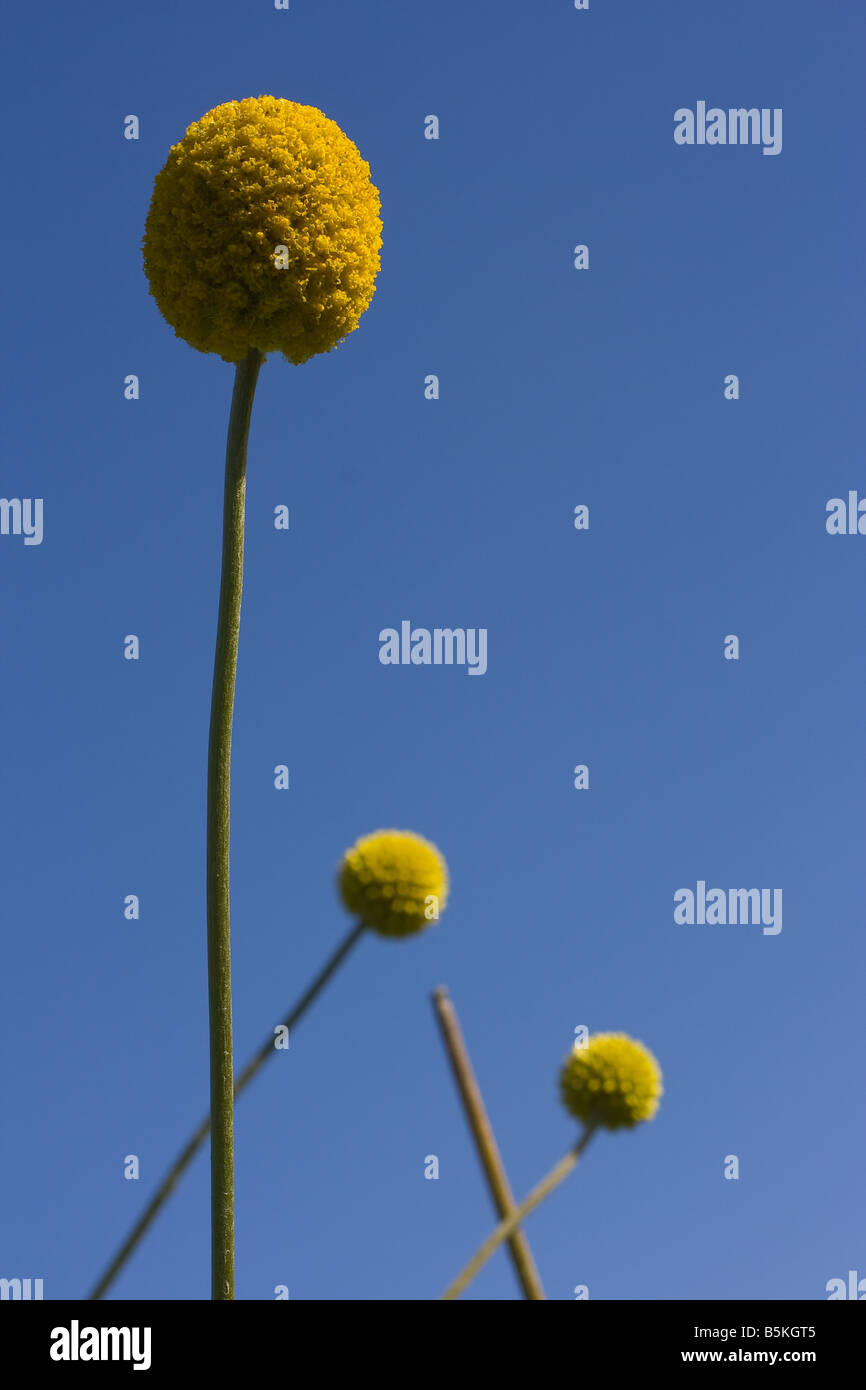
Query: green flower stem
[
  {"left": 440, "top": 1126, "right": 597, "bottom": 1301},
  {"left": 207, "top": 347, "right": 263, "bottom": 1299},
  {"left": 87, "top": 920, "right": 366, "bottom": 1300},
  {"left": 432, "top": 987, "right": 545, "bottom": 1300}
]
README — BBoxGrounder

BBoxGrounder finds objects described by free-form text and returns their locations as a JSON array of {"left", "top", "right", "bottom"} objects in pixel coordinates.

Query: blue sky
[{"left": 2, "top": 0, "right": 863, "bottom": 1301}]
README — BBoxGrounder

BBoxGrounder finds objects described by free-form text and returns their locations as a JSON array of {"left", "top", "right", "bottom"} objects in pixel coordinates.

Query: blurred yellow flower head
[
  {"left": 143, "top": 96, "right": 382, "bottom": 364},
  {"left": 339, "top": 830, "right": 448, "bottom": 938},
  {"left": 559, "top": 1032, "right": 662, "bottom": 1130}
]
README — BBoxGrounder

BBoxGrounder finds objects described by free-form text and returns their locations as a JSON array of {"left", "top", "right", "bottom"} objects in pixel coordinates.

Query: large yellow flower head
[
  {"left": 142, "top": 96, "right": 382, "bottom": 364},
  {"left": 559, "top": 1033, "right": 663, "bottom": 1131},
  {"left": 338, "top": 830, "right": 448, "bottom": 938}
]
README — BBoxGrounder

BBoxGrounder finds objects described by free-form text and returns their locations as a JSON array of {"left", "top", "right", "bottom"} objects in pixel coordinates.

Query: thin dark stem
[
  {"left": 87, "top": 921, "right": 366, "bottom": 1300},
  {"left": 432, "top": 987, "right": 545, "bottom": 1300},
  {"left": 441, "top": 1126, "right": 597, "bottom": 1300}
]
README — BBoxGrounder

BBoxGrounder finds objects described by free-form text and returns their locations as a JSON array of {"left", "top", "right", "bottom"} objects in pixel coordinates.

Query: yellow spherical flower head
[
  {"left": 143, "top": 96, "right": 382, "bottom": 364},
  {"left": 559, "top": 1033, "right": 662, "bottom": 1131},
  {"left": 338, "top": 830, "right": 448, "bottom": 938}
]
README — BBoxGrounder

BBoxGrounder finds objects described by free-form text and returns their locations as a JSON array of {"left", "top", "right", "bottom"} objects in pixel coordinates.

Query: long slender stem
[
  {"left": 441, "top": 1127, "right": 597, "bottom": 1301},
  {"left": 432, "top": 987, "right": 545, "bottom": 1300},
  {"left": 87, "top": 920, "right": 366, "bottom": 1300},
  {"left": 206, "top": 348, "right": 263, "bottom": 1299}
]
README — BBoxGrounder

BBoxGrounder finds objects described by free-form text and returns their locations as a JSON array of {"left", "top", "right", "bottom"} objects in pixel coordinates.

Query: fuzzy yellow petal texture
[
  {"left": 559, "top": 1033, "right": 663, "bottom": 1131},
  {"left": 338, "top": 830, "right": 448, "bottom": 938},
  {"left": 142, "top": 96, "right": 382, "bottom": 364}
]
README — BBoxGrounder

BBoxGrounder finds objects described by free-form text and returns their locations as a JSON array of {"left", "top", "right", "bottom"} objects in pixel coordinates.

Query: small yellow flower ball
[
  {"left": 559, "top": 1033, "right": 663, "bottom": 1130},
  {"left": 142, "top": 96, "right": 382, "bottom": 364},
  {"left": 338, "top": 830, "right": 448, "bottom": 938}
]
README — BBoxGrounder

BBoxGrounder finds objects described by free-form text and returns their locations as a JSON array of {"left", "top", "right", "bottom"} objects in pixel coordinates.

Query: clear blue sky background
[{"left": 2, "top": 0, "right": 863, "bottom": 1301}]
